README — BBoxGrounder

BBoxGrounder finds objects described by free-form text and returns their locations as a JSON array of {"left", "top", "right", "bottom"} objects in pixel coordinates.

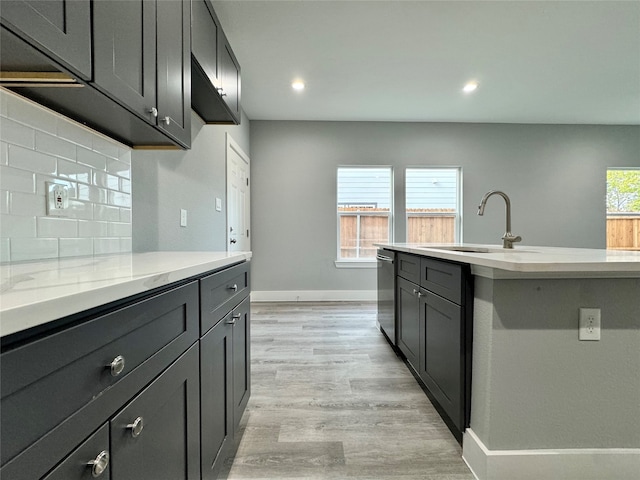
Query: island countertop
[
  {"left": 376, "top": 243, "right": 640, "bottom": 277},
  {"left": 0, "top": 251, "right": 252, "bottom": 338}
]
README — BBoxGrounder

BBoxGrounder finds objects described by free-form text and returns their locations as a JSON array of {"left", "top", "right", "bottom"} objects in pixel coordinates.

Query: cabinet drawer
[
  {"left": 1, "top": 281, "right": 199, "bottom": 467},
  {"left": 42, "top": 424, "right": 109, "bottom": 480},
  {"left": 421, "top": 258, "right": 463, "bottom": 304},
  {"left": 396, "top": 253, "right": 420, "bottom": 284},
  {"left": 200, "top": 261, "right": 250, "bottom": 334}
]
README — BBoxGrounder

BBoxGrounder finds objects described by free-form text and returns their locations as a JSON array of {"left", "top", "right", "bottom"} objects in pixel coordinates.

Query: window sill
[{"left": 334, "top": 260, "right": 378, "bottom": 269}]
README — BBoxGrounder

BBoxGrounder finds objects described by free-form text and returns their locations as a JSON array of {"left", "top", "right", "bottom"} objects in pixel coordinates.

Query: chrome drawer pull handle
[
  {"left": 88, "top": 450, "right": 109, "bottom": 477},
  {"left": 228, "top": 284, "right": 238, "bottom": 292},
  {"left": 126, "top": 416, "right": 144, "bottom": 438},
  {"left": 412, "top": 288, "right": 418, "bottom": 295},
  {"left": 417, "top": 292, "right": 423, "bottom": 298},
  {"left": 109, "top": 355, "right": 125, "bottom": 377},
  {"left": 227, "top": 314, "right": 241, "bottom": 325}
]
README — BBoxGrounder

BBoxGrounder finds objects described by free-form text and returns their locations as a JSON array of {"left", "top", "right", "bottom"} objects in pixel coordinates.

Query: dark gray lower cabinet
[
  {"left": 395, "top": 253, "right": 472, "bottom": 441},
  {"left": 200, "top": 314, "right": 233, "bottom": 480},
  {"left": 397, "top": 276, "right": 421, "bottom": 370},
  {"left": 111, "top": 344, "right": 200, "bottom": 480},
  {"left": 1, "top": 260, "right": 251, "bottom": 480},
  {"left": 201, "top": 287, "right": 251, "bottom": 479}
]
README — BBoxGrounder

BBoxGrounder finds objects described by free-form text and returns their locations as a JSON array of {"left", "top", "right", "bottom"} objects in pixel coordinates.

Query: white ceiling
[{"left": 212, "top": 0, "right": 640, "bottom": 125}]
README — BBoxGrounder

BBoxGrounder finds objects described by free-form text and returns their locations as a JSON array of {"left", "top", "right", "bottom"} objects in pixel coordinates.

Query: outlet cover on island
[
  {"left": 180, "top": 209, "right": 187, "bottom": 227},
  {"left": 215, "top": 198, "right": 222, "bottom": 212},
  {"left": 579, "top": 308, "right": 601, "bottom": 341}
]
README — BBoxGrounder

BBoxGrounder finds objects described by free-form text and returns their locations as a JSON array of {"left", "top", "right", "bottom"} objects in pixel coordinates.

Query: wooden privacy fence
[
  {"left": 607, "top": 216, "right": 640, "bottom": 250},
  {"left": 339, "top": 208, "right": 456, "bottom": 258}
]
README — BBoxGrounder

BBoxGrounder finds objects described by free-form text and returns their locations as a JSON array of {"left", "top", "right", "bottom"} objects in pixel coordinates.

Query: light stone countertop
[
  {"left": 376, "top": 243, "right": 640, "bottom": 278},
  {"left": 0, "top": 251, "right": 252, "bottom": 338}
]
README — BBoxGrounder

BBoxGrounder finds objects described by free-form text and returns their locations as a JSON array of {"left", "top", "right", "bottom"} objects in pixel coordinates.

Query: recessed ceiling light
[
  {"left": 463, "top": 81, "right": 479, "bottom": 93},
  {"left": 292, "top": 80, "right": 305, "bottom": 91}
]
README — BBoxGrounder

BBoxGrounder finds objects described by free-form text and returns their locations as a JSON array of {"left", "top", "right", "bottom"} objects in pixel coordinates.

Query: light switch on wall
[
  {"left": 180, "top": 209, "right": 187, "bottom": 227},
  {"left": 215, "top": 198, "right": 222, "bottom": 212}
]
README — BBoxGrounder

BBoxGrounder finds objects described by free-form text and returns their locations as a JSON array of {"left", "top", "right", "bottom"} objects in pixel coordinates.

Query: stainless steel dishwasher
[{"left": 376, "top": 249, "right": 396, "bottom": 345}]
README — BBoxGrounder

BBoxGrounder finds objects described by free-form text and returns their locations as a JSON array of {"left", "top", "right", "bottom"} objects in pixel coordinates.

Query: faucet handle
[{"left": 502, "top": 233, "right": 522, "bottom": 249}]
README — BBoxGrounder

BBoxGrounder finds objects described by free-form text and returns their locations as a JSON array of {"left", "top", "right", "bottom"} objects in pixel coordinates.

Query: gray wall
[
  {"left": 132, "top": 110, "right": 250, "bottom": 252},
  {"left": 250, "top": 121, "right": 640, "bottom": 293},
  {"left": 471, "top": 275, "right": 640, "bottom": 449}
]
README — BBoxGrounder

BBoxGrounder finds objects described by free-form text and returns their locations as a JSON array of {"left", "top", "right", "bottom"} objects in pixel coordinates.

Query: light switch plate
[
  {"left": 180, "top": 209, "right": 187, "bottom": 227},
  {"left": 215, "top": 198, "right": 222, "bottom": 212}
]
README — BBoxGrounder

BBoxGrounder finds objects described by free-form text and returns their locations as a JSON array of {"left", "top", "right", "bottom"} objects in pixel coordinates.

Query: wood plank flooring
[{"left": 224, "top": 302, "right": 474, "bottom": 480}]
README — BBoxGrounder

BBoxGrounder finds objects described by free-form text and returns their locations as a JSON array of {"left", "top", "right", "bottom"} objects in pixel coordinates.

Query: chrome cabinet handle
[
  {"left": 417, "top": 291, "right": 423, "bottom": 298},
  {"left": 147, "top": 107, "right": 158, "bottom": 117},
  {"left": 126, "top": 417, "right": 144, "bottom": 438},
  {"left": 88, "top": 450, "right": 109, "bottom": 477},
  {"left": 216, "top": 87, "right": 227, "bottom": 97},
  {"left": 228, "top": 284, "right": 238, "bottom": 292},
  {"left": 161, "top": 116, "right": 170, "bottom": 125},
  {"left": 412, "top": 288, "right": 418, "bottom": 295},
  {"left": 227, "top": 314, "right": 241, "bottom": 325},
  {"left": 109, "top": 355, "right": 125, "bottom": 377}
]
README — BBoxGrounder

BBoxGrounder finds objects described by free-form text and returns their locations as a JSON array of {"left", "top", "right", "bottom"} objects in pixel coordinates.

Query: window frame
[{"left": 335, "top": 166, "right": 393, "bottom": 266}]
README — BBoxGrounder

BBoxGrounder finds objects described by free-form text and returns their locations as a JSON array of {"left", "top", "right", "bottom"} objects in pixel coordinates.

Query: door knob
[{"left": 230, "top": 239, "right": 237, "bottom": 244}]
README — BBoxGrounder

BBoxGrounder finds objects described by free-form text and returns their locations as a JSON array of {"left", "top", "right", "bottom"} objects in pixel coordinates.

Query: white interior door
[{"left": 226, "top": 134, "right": 250, "bottom": 252}]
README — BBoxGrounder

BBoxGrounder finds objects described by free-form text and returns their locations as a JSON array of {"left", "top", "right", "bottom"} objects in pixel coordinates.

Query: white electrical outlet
[
  {"left": 46, "top": 182, "right": 69, "bottom": 216},
  {"left": 180, "top": 209, "right": 187, "bottom": 227},
  {"left": 579, "top": 308, "right": 601, "bottom": 341}
]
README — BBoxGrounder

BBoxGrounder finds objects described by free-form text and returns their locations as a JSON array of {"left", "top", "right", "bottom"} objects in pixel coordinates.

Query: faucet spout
[{"left": 477, "top": 190, "right": 522, "bottom": 249}]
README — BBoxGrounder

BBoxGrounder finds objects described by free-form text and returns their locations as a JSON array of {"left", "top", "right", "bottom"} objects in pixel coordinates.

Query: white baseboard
[
  {"left": 463, "top": 428, "right": 640, "bottom": 480},
  {"left": 250, "top": 290, "right": 377, "bottom": 302}
]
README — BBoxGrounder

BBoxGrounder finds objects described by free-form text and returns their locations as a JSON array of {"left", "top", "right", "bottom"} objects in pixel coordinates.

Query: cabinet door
[
  {"left": 232, "top": 297, "right": 251, "bottom": 427},
  {"left": 200, "top": 315, "right": 233, "bottom": 480},
  {"left": 156, "top": 0, "right": 191, "bottom": 147},
  {"left": 396, "top": 276, "right": 420, "bottom": 371},
  {"left": 93, "top": 0, "right": 157, "bottom": 124},
  {"left": 219, "top": 36, "right": 241, "bottom": 123},
  {"left": 191, "top": 0, "right": 221, "bottom": 89},
  {"left": 421, "top": 291, "right": 463, "bottom": 429},
  {"left": 110, "top": 344, "right": 200, "bottom": 480},
  {"left": 43, "top": 424, "right": 110, "bottom": 480},
  {"left": 0, "top": 0, "right": 91, "bottom": 79}
]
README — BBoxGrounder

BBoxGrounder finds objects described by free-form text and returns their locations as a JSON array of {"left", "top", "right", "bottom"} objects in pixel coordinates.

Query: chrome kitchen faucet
[{"left": 477, "top": 190, "right": 522, "bottom": 249}]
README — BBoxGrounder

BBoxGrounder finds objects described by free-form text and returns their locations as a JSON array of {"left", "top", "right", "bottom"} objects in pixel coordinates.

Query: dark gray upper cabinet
[
  {"left": 93, "top": 0, "right": 191, "bottom": 148},
  {"left": 191, "top": 0, "right": 242, "bottom": 125},
  {"left": 0, "top": 0, "right": 91, "bottom": 80},
  {"left": 0, "top": 0, "right": 191, "bottom": 149}
]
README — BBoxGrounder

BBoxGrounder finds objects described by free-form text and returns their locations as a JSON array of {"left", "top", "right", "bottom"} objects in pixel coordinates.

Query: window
[
  {"left": 406, "top": 168, "right": 461, "bottom": 243},
  {"left": 606, "top": 168, "right": 640, "bottom": 250},
  {"left": 337, "top": 167, "right": 392, "bottom": 260}
]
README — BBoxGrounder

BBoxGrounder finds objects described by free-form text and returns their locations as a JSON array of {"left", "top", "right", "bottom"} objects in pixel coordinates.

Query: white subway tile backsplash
[
  {"left": 1, "top": 191, "right": 8, "bottom": 214},
  {"left": 107, "top": 158, "right": 131, "bottom": 179},
  {"left": 37, "top": 217, "right": 78, "bottom": 237},
  {"left": 108, "top": 222, "right": 132, "bottom": 237},
  {"left": 8, "top": 145, "right": 56, "bottom": 174},
  {"left": 77, "top": 147, "right": 107, "bottom": 170},
  {"left": 0, "top": 90, "right": 132, "bottom": 262},
  {"left": 35, "top": 131, "right": 77, "bottom": 161},
  {"left": 1, "top": 214, "right": 36, "bottom": 238},
  {"left": 94, "top": 204, "right": 120, "bottom": 222},
  {"left": 108, "top": 191, "right": 131, "bottom": 208},
  {"left": 5, "top": 92, "right": 58, "bottom": 135},
  {"left": 120, "top": 208, "right": 131, "bottom": 223},
  {"left": 0, "top": 141, "right": 8, "bottom": 165},
  {"left": 79, "top": 220, "right": 108, "bottom": 238},
  {"left": 59, "top": 238, "right": 93, "bottom": 257},
  {"left": 57, "top": 159, "right": 91, "bottom": 184},
  {"left": 94, "top": 237, "right": 121, "bottom": 255},
  {"left": 0, "top": 238, "right": 9, "bottom": 263},
  {"left": 9, "top": 191, "right": 46, "bottom": 217},
  {"left": 77, "top": 184, "right": 107, "bottom": 204},
  {"left": 0, "top": 117, "right": 36, "bottom": 149},
  {"left": 0, "top": 165, "right": 35, "bottom": 193},
  {"left": 11, "top": 238, "right": 58, "bottom": 261}
]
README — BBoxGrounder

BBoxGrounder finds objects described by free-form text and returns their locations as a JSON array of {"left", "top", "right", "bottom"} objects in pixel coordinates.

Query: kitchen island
[
  {"left": 377, "top": 243, "right": 640, "bottom": 480},
  {"left": 1, "top": 251, "right": 252, "bottom": 480}
]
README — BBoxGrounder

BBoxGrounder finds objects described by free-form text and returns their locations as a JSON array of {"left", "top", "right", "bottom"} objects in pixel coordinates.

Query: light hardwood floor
[{"left": 225, "top": 302, "right": 475, "bottom": 480}]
